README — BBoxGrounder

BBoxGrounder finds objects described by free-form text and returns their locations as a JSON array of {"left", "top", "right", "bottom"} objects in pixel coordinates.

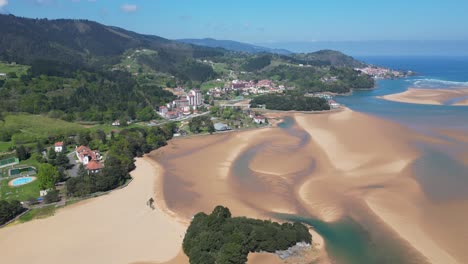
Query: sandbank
[{"left": 378, "top": 87, "right": 468, "bottom": 105}]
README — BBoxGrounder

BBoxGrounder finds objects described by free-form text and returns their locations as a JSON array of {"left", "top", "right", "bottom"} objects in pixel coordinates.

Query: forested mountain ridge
[
  {"left": 178, "top": 38, "right": 292, "bottom": 55},
  {"left": 0, "top": 14, "right": 367, "bottom": 69},
  {"left": 0, "top": 14, "right": 209, "bottom": 66}
]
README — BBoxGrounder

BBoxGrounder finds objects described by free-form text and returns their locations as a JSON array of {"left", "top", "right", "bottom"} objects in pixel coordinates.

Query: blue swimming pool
[{"left": 10, "top": 177, "right": 36, "bottom": 187}]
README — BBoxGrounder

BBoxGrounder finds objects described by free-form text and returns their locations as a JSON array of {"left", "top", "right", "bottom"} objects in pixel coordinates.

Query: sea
[{"left": 280, "top": 56, "right": 468, "bottom": 264}]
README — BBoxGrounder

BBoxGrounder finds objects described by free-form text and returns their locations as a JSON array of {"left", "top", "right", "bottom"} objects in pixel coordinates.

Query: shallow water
[{"left": 232, "top": 57, "right": 468, "bottom": 263}]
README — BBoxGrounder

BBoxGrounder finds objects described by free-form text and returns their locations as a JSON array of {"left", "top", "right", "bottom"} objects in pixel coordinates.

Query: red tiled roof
[
  {"left": 86, "top": 160, "right": 104, "bottom": 170},
  {"left": 76, "top": 145, "right": 91, "bottom": 153},
  {"left": 55, "top": 142, "right": 64, "bottom": 147}
]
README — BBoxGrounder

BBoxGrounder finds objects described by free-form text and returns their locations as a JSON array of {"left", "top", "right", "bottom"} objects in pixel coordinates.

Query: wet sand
[
  {"left": 0, "top": 158, "right": 186, "bottom": 264},
  {"left": 379, "top": 87, "right": 468, "bottom": 105},
  {"left": 154, "top": 107, "right": 468, "bottom": 264}
]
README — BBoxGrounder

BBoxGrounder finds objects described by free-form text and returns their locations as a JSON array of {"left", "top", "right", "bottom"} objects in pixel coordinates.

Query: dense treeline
[
  {"left": 0, "top": 14, "right": 214, "bottom": 66},
  {"left": 0, "top": 200, "right": 26, "bottom": 226},
  {"left": 137, "top": 53, "right": 217, "bottom": 84},
  {"left": 0, "top": 64, "right": 174, "bottom": 122},
  {"left": 183, "top": 206, "right": 312, "bottom": 264},
  {"left": 243, "top": 55, "right": 272, "bottom": 72},
  {"left": 292, "top": 50, "right": 366, "bottom": 68},
  {"left": 250, "top": 94, "right": 330, "bottom": 111},
  {"left": 66, "top": 123, "right": 175, "bottom": 197},
  {"left": 188, "top": 116, "right": 215, "bottom": 134}
]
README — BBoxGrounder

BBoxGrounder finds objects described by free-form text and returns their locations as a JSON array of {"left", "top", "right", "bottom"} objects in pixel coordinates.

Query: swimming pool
[{"left": 9, "top": 177, "right": 36, "bottom": 187}]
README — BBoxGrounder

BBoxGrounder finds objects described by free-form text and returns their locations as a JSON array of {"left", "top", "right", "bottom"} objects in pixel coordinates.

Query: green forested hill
[
  {"left": 0, "top": 14, "right": 373, "bottom": 122},
  {"left": 0, "top": 14, "right": 215, "bottom": 66}
]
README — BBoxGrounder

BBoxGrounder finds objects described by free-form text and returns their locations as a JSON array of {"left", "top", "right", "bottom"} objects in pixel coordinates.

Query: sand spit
[
  {"left": 0, "top": 158, "right": 185, "bottom": 264},
  {"left": 378, "top": 87, "right": 468, "bottom": 105}
]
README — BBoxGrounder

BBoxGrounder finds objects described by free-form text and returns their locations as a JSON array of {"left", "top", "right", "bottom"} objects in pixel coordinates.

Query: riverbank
[
  {"left": 378, "top": 87, "right": 468, "bottom": 106},
  {"left": 0, "top": 158, "right": 186, "bottom": 264}
]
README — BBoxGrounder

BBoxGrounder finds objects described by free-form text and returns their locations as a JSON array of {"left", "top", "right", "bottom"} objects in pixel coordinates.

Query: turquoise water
[
  {"left": 277, "top": 214, "right": 425, "bottom": 264},
  {"left": 11, "top": 177, "right": 35, "bottom": 186}
]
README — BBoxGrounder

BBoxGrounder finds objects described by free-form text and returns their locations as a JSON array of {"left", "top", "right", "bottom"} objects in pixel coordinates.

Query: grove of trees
[
  {"left": 0, "top": 200, "right": 25, "bottom": 226},
  {"left": 250, "top": 94, "right": 330, "bottom": 111},
  {"left": 183, "top": 206, "right": 312, "bottom": 264}
]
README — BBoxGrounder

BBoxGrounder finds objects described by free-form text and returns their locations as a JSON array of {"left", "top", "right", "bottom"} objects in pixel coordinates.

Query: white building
[
  {"left": 187, "top": 89, "right": 203, "bottom": 106},
  {"left": 54, "top": 142, "right": 64, "bottom": 153},
  {"left": 253, "top": 115, "right": 266, "bottom": 124},
  {"left": 159, "top": 106, "right": 168, "bottom": 116}
]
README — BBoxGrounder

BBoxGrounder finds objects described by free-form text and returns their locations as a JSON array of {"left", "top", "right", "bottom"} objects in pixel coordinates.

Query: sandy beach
[
  {"left": 1, "top": 107, "right": 467, "bottom": 264},
  {"left": 378, "top": 87, "right": 468, "bottom": 105},
  {"left": 0, "top": 158, "right": 186, "bottom": 264}
]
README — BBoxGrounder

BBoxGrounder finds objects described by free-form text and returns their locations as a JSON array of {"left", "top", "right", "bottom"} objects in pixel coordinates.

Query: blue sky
[{"left": 2, "top": 0, "right": 468, "bottom": 43}]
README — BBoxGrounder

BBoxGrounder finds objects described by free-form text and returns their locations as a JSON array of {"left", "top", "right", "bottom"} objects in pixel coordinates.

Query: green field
[
  {"left": 0, "top": 177, "right": 41, "bottom": 202},
  {"left": 0, "top": 62, "right": 29, "bottom": 77},
  {"left": 200, "top": 80, "right": 226, "bottom": 93},
  {"left": 1, "top": 114, "right": 85, "bottom": 144},
  {"left": 0, "top": 141, "right": 13, "bottom": 152}
]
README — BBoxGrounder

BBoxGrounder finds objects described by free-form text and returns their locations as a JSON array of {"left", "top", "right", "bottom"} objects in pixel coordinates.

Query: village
[
  {"left": 356, "top": 66, "right": 413, "bottom": 79},
  {"left": 156, "top": 79, "right": 340, "bottom": 133}
]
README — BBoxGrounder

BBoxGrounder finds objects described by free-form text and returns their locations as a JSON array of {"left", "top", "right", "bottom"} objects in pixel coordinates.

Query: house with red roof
[
  {"left": 54, "top": 142, "right": 64, "bottom": 153},
  {"left": 86, "top": 160, "right": 104, "bottom": 174}
]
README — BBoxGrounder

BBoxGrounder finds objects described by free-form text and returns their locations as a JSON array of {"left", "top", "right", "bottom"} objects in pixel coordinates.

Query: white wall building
[{"left": 187, "top": 89, "right": 203, "bottom": 106}]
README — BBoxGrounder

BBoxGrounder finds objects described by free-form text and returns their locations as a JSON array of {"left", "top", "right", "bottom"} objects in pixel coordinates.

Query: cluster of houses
[
  {"left": 356, "top": 67, "right": 405, "bottom": 79},
  {"left": 52, "top": 142, "right": 104, "bottom": 174},
  {"left": 208, "top": 79, "right": 287, "bottom": 98},
  {"left": 75, "top": 145, "right": 104, "bottom": 174},
  {"left": 212, "top": 109, "right": 267, "bottom": 132},
  {"left": 159, "top": 89, "right": 203, "bottom": 119}
]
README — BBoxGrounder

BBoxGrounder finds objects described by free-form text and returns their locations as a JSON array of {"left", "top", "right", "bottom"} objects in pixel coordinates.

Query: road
[{"left": 66, "top": 152, "right": 79, "bottom": 177}]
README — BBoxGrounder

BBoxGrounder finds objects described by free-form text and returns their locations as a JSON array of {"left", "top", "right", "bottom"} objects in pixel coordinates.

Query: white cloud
[
  {"left": 121, "top": 4, "right": 137, "bottom": 13},
  {"left": 0, "top": 0, "right": 8, "bottom": 9}
]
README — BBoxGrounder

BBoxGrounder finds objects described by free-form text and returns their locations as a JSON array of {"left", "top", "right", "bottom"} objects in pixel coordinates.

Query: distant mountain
[
  {"left": 0, "top": 14, "right": 218, "bottom": 66},
  {"left": 177, "top": 38, "right": 292, "bottom": 55},
  {"left": 292, "top": 50, "right": 366, "bottom": 68}
]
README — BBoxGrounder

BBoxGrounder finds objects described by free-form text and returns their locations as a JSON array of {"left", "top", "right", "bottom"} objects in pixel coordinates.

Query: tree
[
  {"left": 0, "top": 200, "right": 25, "bottom": 225},
  {"left": 37, "top": 163, "right": 59, "bottom": 190},
  {"left": 44, "top": 189, "right": 60, "bottom": 204},
  {"left": 47, "top": 147, "right": 57, "bottom": 165},
  {"left": 36, "top": 141, "right": 44, "bottom": 154},
  {"left": 7, "top": 72, "right": 17, "bottom": 78},
  {"left": 16, "top": 145, "right": 30, "bottom": 161},
  {"left": 56, "top": 152, "right": 70, "bottom": 168}
]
